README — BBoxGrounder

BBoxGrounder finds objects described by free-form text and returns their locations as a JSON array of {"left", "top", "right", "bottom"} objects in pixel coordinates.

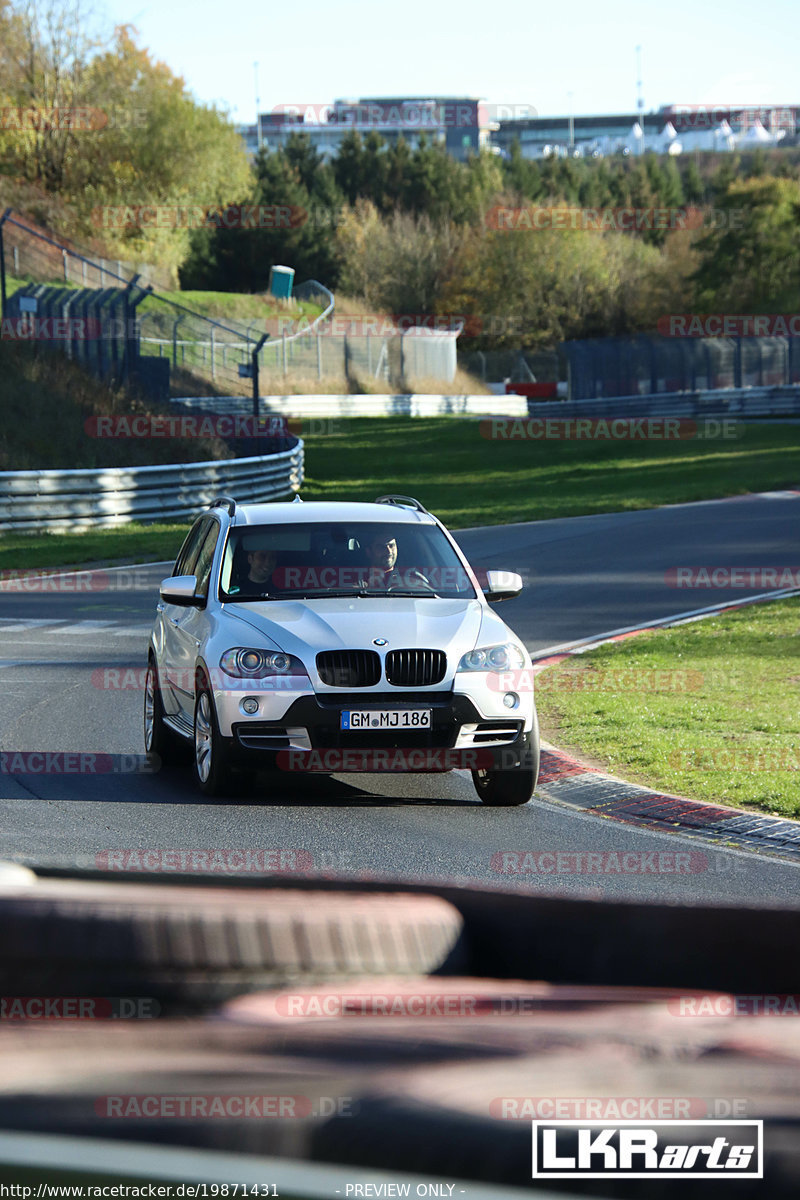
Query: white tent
[
  {"left": 657, "top": 120, "right": 682, "bottom": 155},
  {"left": 739, "top": 118, "right": 775, "bottom": 145}
]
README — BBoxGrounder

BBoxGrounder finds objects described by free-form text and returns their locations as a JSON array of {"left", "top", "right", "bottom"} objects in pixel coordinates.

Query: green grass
[
  {"left": 536, "top": 597, "right": 800, "bottom": 816},
  {"left": 140, "top": 289, "right": 322, "bottom": 324},
  {"left": 0, "top": 523, "right": 189, "bottom": 571},
  {"left": 3, "top": 417, "right": 800, "bottom": 568},
  {"left": 5, "top": 275, "right": 322, "bottom": 323},
  {"left": 299, "top": 418, "right": 800, "bottom": 527}
]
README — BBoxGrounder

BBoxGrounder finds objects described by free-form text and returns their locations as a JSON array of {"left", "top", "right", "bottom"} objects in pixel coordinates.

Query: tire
[
  {"left": 472, "top": 719, "right": 540, "bottom": 807},
  {"left": 192, "top": 678, "right": 236, "bottom": 797},
  {"left": 473, "top": 766, "right": 535, "bottom": 806},
  {"left": 143, "top": 656, "right": 182, "bottom": 766},
  {"left": 0, "top": 883, "right": 467, "bottom": 1012}
]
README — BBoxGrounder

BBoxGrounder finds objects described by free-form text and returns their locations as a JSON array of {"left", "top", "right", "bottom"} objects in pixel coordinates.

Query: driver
[{"left": 359, "top": 534, "right": 432, "bottom": 592}]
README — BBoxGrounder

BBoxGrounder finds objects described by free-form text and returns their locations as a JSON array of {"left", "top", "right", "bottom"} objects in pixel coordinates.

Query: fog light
[
  {"left": 242, "top": 697, "right": 259, "bottom": 715},
  {"left": 503, "top": 692, "right": 519, "bottom": 709}
]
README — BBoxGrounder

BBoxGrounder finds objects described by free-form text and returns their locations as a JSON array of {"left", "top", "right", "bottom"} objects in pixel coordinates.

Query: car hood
[{"left": 223, "top": 597, "right": 488, "bottom": 663}]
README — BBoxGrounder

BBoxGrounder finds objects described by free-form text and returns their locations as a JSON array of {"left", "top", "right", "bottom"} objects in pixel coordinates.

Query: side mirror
[
  {"left": 160, "top": 575, "right": 201, "bottom": 606},
  {"left": 483, "top": 569, "right": 523, "bottom": 603}
]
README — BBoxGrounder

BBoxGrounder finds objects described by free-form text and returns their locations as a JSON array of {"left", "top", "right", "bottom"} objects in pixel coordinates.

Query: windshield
[{"left": 219, "top": 521, "right": 478, "bottom": 600}]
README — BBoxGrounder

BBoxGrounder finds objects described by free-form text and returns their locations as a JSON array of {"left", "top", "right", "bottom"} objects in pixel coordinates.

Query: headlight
[
  {"left": 457, "top": 643, "right": 526, "bottom": 672},
  {"left": 220, "top": 648, "right": 307, "bottom": 678}
]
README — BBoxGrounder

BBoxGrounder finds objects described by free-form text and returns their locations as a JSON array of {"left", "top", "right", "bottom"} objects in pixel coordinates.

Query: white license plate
[{"left": 340, "top": 709, "right": 432, "bottom": 730}]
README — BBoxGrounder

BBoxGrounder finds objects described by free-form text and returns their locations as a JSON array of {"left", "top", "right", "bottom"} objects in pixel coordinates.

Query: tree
[
  {"left": 181, "top": 143, "right": 341, "bottom": 292},
  {"left": 333, "top": 130, "right": 369, "bottom": 205},
  {"left": 681, "top": 158, "right": 705, "bottom": 205},
  {"left": 0, "top": 4, "right": 251, "bottom": 275},
  {"left": 692, "top": 176, "right": 800, "bottom": 311}
]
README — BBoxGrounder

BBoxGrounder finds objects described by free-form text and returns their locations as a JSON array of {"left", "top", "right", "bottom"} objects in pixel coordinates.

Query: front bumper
[{"left": 221, "top": 690, "right": 536, "bottom": 773}]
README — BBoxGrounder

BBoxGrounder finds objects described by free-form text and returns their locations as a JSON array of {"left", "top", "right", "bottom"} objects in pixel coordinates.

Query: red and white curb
[{"left": 532, "top": 588, "right": 800, "bottom": 859}]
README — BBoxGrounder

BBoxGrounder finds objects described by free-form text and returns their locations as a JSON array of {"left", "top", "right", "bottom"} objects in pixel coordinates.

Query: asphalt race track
[{"left": 0, "top": 490, "right": 798, "bottom": 905}]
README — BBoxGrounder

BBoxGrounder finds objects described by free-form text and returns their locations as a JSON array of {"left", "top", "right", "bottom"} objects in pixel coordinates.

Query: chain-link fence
[
  {"left": 0, "top": 209, "right": 170, "bottom": 290},
  {"left": 563, "top": 334, "right": 800, "bottom": 399},
  {"left": 459, "top": 348, "right": 560, "bottom": 384},
  {"left": 1, "top": 210, "right": 460, "bottom": 393}
]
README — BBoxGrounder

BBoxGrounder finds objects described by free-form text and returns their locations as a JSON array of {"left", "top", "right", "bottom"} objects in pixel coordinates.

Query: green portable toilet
[{"left": 269, "top": 265, "right": 295, "bottom": 300}]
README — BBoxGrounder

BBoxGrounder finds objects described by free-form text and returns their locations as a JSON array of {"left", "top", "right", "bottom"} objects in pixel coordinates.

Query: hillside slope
[{"left": 0, "top": 342, "right": 231, "bottom": 470}]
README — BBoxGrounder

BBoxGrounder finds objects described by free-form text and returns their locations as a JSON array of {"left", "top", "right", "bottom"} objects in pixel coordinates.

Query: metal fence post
[
  {"left": 0, "top": 208, "right": 12, "bottom": 319},
  {"left": 252, "top": 334, "right": 268, "bottom": 425},
  {"left": 123, "top": 277, "right": 149, "bottom": 386},
  {"left": 317, "top": 332, "right": 322, "bottom": 379},
  {"left": 172, "top": 315, "right": 184, "bottom": 368},
  {"left": 210, "top": 327, "right": 216, "bottom": 381}
]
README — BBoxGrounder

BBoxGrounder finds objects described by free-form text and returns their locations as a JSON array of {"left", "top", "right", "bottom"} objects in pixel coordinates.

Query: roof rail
[
  {"left": 374, "top": 494, "right": 429, "bottom": 514},
  {"left": 209, "top": 495, "right": 236, "bottom": 516}
]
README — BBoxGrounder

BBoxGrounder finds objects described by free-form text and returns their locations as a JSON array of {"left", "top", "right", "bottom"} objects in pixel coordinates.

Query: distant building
[
  {"left": 238, "top": 99, "right": 800, "bottom": 163},
  {"left": 238, "top": 97, "right": 492, "bottom": 162},
  {"left": 493, "top": 104, "right": 799, "bottom": 160}
]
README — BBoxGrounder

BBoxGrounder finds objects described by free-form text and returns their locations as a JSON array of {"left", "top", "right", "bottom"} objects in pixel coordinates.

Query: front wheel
[
  {"left": 472, "top": 720, "right": 540, "bottom": 807},
  {"left": 472, "top": 765, "right": 536, "bottom": 806},
  {"left": 192, "top": 683, "right": 234, "bottom": 797}
]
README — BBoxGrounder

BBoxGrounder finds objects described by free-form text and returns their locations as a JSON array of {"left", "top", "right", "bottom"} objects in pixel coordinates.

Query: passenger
[{"left": 246, "top": 548, "right": 278, "bottom": 587}]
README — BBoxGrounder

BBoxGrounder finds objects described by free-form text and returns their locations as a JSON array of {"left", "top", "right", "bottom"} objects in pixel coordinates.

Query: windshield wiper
[
  {"left": 224, "top": 590, "right": 297, "bottom": 601},
  {"left": 304, "top": 589, "right": 372, "bottom": 598}
]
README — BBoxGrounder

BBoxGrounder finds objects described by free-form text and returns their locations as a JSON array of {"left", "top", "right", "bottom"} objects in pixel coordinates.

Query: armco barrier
[
  {"left": 171, "top": 394, "right": 529, "bottom": 418},
  {"left": 171, "top": 385, "right": 800, "bottom": 421},
  {"left": 0, "top": 443, "right": 303, "bottom": 531},
  {"left": 544, "top": 384, "right": 800, "bottom": 420}
]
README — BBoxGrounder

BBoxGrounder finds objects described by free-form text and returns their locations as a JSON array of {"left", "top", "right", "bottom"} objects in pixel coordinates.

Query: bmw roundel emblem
[{"left": 373, "top": 638, "right": 388, "bottom": 646}]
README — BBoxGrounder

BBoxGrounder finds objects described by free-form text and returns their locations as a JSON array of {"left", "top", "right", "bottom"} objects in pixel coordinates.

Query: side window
[
  {"left": 174, "top": 518, "right": 209, "bottom": 578},
  {"left": 193, "top": 522, "right": 220, "bottom": 600}
]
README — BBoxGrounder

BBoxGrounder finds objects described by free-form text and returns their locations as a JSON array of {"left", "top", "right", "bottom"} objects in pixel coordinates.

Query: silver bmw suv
[{"left": 144, "top": 494, "right": 539, "bottom": 805}]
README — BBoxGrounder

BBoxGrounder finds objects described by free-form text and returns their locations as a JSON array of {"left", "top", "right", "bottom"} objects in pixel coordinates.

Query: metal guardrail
[
  {"left": 171, "top": 394, "right": 529, "bottom": 417},
  {"left": 169, "top": 384, "right": 800, "bottom": 420},
  {"left": 524, "top": 384, "right": 800, "bottom": 420},
  {"left": 0, "top": 444, "right": 304, "bottom": 531}
]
